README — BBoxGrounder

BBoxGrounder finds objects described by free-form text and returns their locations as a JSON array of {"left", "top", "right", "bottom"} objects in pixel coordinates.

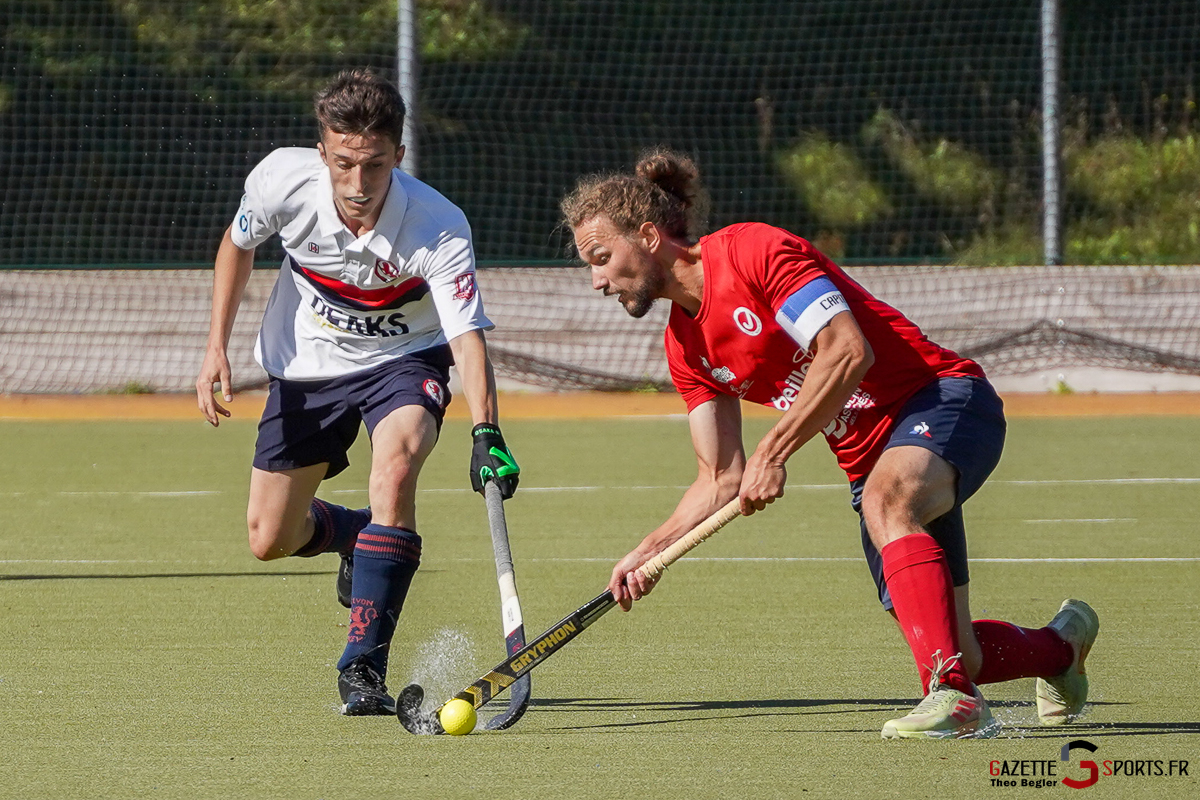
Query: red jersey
[{"left": 665, "top": 223, "right": 985, "bottom": 481}]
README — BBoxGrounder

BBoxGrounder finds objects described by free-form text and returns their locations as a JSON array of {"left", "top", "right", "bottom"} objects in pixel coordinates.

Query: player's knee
[
  {"left": 369, "top": 459, "right": 418, "bottom": 504},
  {"left": 246, "top": 513, "right": 288, "bottom": 561},
  {"left": 861, "top": 486, "right": 918, "bottom": 547}
]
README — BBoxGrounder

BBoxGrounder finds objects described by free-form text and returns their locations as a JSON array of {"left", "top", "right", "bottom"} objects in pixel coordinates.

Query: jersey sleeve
[
  {"left": 417, "top": 222, "right": 494, "bottom": 340},
  {"left": 732, "top": 225, "right": 851, "bottom": 351},
  {"left": 665, "top": 330, "right": 719, "bottom": 412},
  {"left": 229, "top": 153, "right": 282, "bottom": 250}
]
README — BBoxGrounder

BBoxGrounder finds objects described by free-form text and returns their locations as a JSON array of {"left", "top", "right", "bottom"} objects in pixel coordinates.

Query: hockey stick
[
  {"left": 397, "top": 497, "right": 742, "bottom": 735},
  {"left": 480, "top": 481, "right": 531, "bottom": 730}
]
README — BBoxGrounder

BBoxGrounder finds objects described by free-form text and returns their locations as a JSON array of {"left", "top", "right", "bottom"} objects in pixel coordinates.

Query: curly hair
[{"left": 561, "top": 148, "right": 710, "bottom": 241}]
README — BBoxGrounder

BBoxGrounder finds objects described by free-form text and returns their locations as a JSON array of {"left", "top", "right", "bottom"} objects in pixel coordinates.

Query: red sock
[
  {"left": 881, "top": 533, "right": 972, "bottom": 695},
  {"left": 972, "top": 620, "right": 1073, "bottom": 684}
]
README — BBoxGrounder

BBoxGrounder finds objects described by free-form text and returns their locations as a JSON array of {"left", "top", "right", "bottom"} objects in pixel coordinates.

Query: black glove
[{"left": 470, "top": 423, "right": 520, "bottom": 499}]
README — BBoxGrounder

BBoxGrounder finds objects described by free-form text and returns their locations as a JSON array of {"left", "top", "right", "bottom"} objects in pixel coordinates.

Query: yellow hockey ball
[{"left": 438, "top": 698, "right": 477, "bottom": 736}]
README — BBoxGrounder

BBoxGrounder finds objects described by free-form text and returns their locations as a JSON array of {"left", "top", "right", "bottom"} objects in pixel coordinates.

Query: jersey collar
[
  {"left": 315, "top": 168, "right": 409, "bottom": 262},
  {"left": 313, "top": 166, "right": 409, "bottom": 252}
]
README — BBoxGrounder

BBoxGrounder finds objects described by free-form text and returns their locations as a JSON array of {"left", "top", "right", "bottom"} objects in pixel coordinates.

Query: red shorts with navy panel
[
  {"left": 253, "top": 344, "right": 453, "bottom": 479},
  {"left": 849, "top": 375, "right": 1006, "bottom": 609}
]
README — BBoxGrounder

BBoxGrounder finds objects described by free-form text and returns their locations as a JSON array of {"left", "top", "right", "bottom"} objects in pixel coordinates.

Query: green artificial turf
[{"left": 1, "top": 415, "right": 1198, "bottom": 798}]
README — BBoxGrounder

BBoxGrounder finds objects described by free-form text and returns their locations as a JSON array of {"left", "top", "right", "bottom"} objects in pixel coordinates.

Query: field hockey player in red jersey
[{"left": 561, "top": 148, "right": 1098, "bottom": 739}]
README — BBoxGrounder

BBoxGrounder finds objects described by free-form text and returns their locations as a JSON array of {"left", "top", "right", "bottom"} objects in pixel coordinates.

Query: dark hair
[
  {"left": 314, "top": 69, "right": 406, "bottom": 148},
  {"left": 561, "top": 147, "right": 710, "bottom": 241}
]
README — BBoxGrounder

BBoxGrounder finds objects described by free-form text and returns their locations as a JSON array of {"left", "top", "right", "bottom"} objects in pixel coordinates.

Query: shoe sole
[
  {"left": 341, "top": 696, "right": 398, "bottom": 716},
  {"left": 881, "top": 719, "right": 996, "bottom": 740},
  {"left": 881, "top": 709, "right": 1000, "bottom": 740}
]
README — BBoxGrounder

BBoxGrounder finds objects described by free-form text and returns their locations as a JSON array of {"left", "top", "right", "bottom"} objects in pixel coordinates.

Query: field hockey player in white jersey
[{"left": 195, "top": 69, "right": 520, "bottom": 715}]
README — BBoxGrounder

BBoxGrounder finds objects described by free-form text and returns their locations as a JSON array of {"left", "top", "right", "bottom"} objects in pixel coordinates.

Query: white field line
[
  {"left": 3, "top": 557, "right": 1197, "bottom": 566},
  {"left": 1025, "top": 518, "right": 1137, "bottom": 523},
  {"left": 1, "top": 477, "right": 1198, "bottom": 499},
  {"left": 491, "top": 556, "right": 1200, "bottom": 564}
]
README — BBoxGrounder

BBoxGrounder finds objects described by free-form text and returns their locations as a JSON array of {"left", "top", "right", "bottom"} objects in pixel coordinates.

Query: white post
[
  {"left": 398, "top": 0, "right": 418, "bottom": 176},
  {"left": 1041, "top": 0, "right": 1062, "bottom": 265}
]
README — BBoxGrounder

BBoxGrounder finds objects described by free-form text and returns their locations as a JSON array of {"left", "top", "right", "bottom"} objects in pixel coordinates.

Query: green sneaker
[
  {"left": 882, "top": 685, "right": 999, "bottom": 740},
  {"left": 1036, "top": 598, "right": 1100, "bottom": 725}
]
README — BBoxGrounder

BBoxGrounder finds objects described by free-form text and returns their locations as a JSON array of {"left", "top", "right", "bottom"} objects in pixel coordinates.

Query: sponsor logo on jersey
[
  {"left": 699, "top": 356, "right": 754, "bottom": 397},
  {"left": 733, "top": 307, "right": 763, "bottom": 336},
  {"left": 374, "top": 258, "right": 401, "bottom": 282},
  {"left": 454, "top": 272, "right": 477, "bottom": 301},
  {"left": 423, "top": 379, "right": 446, "bottom": 407},
  {"left": 308, "top": 242, "right": 319, "bottom": 253},
  {"left": 769, "top": 366, "right": 864, "bottom": 440},
  {"left": 308, "top": 296, "right": 411, "bottom": 337},
  {"left": 770, "top": 364, "right": 810, "bottom": 412},
  {"left": 910, "top": 421, "right": 932, "bottom": 438},
  {"left": 699, "top": 356, "right": 735, "bottom": 384}
]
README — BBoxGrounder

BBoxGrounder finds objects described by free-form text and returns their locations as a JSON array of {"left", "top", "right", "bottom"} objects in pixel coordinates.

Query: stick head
[{"left": 396, "top": 683, "right": 445, "bottom": 735}]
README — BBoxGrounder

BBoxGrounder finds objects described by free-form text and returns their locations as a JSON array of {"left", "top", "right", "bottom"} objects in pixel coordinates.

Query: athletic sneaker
[
  {"left": 882, "top": 684, "right": 999, "bottom": 740},
  {"left": 882, "top": 650, "right": 1000, "bottom": 740},
  {"left": 338, "top": 657, "right": 396, "bottom": 716},
  {"left": 336, "top": 552, "right": 353, "bottom": 609},
  {"left": 1036, "top": 598, "right": 1100, "bottom": 725}
]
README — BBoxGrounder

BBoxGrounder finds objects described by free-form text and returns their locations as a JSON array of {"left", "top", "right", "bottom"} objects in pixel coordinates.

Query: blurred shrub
[{"left": 776, "top": 133, "right": 891, "bottom": 255}]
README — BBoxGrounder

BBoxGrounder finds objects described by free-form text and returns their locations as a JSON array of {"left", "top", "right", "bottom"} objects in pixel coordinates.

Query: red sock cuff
[{"left": 881, "top": 532, "right": 944, "bottom": 582}]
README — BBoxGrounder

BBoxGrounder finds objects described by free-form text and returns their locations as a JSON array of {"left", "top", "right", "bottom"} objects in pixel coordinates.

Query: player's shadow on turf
[
  {"left": 0, "top": 570, "right": 381, "bottom": 582},
  {"left": 535, "top": 698, "right": 1140, "bottom": 732},
  {"left": 533, "top": 697, "right": 1099, "bottom": 711},
  {"left": 996, "top": 721, "right": 1200, "bottom": 738}
]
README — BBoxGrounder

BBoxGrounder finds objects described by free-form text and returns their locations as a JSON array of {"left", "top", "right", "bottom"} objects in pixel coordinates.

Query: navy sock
[
  {"left": 336, "top": 524, "right": 422, "bottom": 675},
  {"left": 293, "top": 499, "right": 370, "bottom": 557}
]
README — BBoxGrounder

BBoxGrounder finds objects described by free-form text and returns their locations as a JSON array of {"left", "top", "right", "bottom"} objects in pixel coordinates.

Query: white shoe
[
  {"left": 1036, "top": 599, "right": 1100, "bottom": 725},
  {"left": 881, "top": 650, "right": 1001, "bottom": 739}
]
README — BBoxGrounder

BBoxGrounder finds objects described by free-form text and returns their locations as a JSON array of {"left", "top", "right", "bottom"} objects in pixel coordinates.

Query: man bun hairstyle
[
  {"left": 314, "top": 69, "right": 406, "bottom": 149},
  {"left": 561, "top": 147, "right": 709, "bottom": 241}
]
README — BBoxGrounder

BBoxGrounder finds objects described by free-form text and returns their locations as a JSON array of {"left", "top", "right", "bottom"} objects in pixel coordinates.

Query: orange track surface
[{"left": 1, "top": 391, "right": 1199, "bottom": 420}]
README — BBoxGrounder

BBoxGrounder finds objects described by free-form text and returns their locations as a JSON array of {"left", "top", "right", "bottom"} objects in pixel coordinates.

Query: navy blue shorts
[
  {"left": 850, "top": 376, "right": 1006, "bottom": 609},
  {"left": 253, "top": 345, "right": 453, "bottom": 479}
]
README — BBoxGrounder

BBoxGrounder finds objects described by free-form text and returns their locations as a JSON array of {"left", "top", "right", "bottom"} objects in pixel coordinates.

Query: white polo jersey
[{"left": 229, "top": 147, "right": 493, "bottom": 380}]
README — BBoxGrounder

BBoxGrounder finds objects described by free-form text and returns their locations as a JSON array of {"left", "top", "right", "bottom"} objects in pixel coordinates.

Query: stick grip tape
[{"left": 637, "top": 498, "right": 742, "bottom": 580}]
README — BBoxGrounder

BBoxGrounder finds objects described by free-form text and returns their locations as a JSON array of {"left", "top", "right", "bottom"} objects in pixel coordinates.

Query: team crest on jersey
[
  {"left": 733, "top": 307, "right": 762, "bottom": 336},
  {"left": 454, "top": 272, "right": 477, "bottom": 301},
  {"left": 307, "top": 242, "right": 319, "bottom": 254},
  {"left": 374, "top": 258, "right": 401, "bottom": 282},
  {"left": 423, "top": 379, "right": 446, "bottom": 407}
]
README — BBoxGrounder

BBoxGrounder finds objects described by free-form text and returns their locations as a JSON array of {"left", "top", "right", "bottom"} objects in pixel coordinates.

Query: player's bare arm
[
  {"left": 450, "top": 329, "right": 520, "bottom": 498},
  {"left": 447, "top": 329, "right": 498, "bottom": 425},
  {"left": 608, "top": 394, "right": 744, "bottom": 609},
  {"left": 196, "top": 226, "right": 256, "bottom": 426},
  {"left": 739, "top": 312, "right": 875, "bottom": 515}
]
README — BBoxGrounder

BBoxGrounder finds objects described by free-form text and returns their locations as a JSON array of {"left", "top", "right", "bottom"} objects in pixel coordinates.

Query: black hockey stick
[
  {"left": 397, "top": 498, "right": 742, "bottom": 735},
  {"left": 480, "top": 481, "right": 531, "bottom": 730}
]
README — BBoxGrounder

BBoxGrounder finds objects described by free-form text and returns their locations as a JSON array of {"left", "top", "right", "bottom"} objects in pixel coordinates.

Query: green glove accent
[{"left": 470, "top": 423, "right": 520, "bottom": 498}]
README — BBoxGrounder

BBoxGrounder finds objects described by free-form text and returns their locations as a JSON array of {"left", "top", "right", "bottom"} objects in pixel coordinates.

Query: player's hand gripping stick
[{"left": 396, "top": 498, "right": 742, "bottom": 735}]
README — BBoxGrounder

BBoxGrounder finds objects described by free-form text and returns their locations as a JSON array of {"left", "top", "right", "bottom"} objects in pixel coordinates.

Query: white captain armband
[{"left": 774, "top": 276, "right": 850, "bottom": 351}]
